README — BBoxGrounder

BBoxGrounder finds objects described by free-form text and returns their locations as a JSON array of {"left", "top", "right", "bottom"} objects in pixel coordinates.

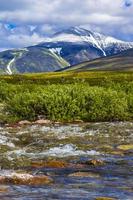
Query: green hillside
[{"left": 0, "top": 47, "right": 69, "bottom": 74}]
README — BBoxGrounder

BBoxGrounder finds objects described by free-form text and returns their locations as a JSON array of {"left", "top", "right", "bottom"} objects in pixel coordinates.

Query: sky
[{"left": 0, "top": 0, "right": 133, "bottom": 51}]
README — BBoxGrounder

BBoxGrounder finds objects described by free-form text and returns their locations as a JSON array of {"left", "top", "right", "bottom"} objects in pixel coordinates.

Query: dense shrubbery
[{"left": 0, "top": 74, "right": 133, "bottom": 122}]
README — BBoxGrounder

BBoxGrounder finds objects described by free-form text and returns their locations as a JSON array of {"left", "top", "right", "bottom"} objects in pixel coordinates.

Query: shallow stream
[{"left": 0, "top": 122, "right": 133, "bottom": 200}]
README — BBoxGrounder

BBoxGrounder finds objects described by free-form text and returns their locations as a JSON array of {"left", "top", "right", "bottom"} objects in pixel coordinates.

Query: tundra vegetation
[{"left": 0, "top": 71, "right": 133, "bottom": 123}]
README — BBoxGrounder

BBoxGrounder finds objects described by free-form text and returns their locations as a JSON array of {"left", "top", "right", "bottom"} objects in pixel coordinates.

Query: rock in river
[
  {"left": 0, "top": 172, "right": 53, "bottom": 185},
  {"left": 85, "top": 159, "right": 105, "bottom": 166},
  {"left": 117, "top": 144, "right": 133, "bottom": 151},
  {"left": 68, "top": 172, "right": 100, "bottom": 178},
  {"left": 95, "top": 197, "right": 117, "bottom": 200},
  {"left": 31, "top": 160, "right": 67, "bottom": 168},
  {"left": 0, "top": 186, "right": 9, "bottom": 193}
]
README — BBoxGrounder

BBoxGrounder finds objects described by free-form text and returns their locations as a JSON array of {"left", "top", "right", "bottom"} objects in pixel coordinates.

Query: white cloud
[
  {"left": 0, "top": 0, "right": 132, "bottom": 25},
  {"left": 0, "top": 0, "right": 132, "bottom": 50},
  {"left": 0, "top": 24, "right": 45, "bottom": 49},
  {"left": 7, "top": 33, "right": 44, "bottom": 47}
]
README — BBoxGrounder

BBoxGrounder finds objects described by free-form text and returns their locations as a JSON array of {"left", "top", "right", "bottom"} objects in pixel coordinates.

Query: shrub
[
  {"left": 5, "top": 83, "right": 129, "bottom": 122},
  {"left": 127, "top": 93, "right": 133, "bottom": 117},
  {"left": 84, "top": 88, "right": 128, "bottom": 121}
]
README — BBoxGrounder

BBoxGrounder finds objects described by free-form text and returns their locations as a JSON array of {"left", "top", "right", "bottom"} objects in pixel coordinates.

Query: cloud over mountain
[{"left": 0, "top": 0, "right": 132, "bottom": 50}]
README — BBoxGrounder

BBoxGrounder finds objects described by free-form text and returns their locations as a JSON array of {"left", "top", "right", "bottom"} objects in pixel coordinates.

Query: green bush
[
  {"left": 4, "top": 83, "right": 130, "bottom": 122},
  {"left": 127, "top": 93, "right": 133, "bottom": 117},
  {"left": 84, "top": 88, "right": 128, "bottom": 121}
]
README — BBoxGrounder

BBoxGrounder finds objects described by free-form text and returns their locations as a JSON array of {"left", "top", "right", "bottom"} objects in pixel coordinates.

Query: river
[{"left": 0, "top": 122, "right": 133, "bottom": 200}]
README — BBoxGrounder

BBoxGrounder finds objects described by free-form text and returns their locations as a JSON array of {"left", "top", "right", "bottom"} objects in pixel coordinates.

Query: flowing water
[{"left": 0, "top": 122, "right": 133, "bottom": 200}]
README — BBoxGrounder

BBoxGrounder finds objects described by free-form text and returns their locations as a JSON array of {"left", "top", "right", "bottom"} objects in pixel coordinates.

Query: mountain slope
[
  {"left": 60, "top": 48, "right": 133, "bottom": 72},
  {"left": 0, "top": 47, "right": 69, "bottom": 74}
]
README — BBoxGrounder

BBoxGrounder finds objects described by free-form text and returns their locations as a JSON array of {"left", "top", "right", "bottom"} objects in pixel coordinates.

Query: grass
[{"left": 0, "top": 71, "right": 133, "bottom": 124}]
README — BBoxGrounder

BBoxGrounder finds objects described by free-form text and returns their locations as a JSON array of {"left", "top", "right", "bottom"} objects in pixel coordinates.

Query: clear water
[{"left": 0, "top": 122, "right": 133, "bottom": 200}]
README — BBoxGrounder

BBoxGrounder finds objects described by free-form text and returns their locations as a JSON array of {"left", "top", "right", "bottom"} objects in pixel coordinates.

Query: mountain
[
  {"left": 60, "top": 48, "right": 133, "bottom": 72},
  {"left": 37, "top": 26, "right": 133, "bottom": 65},
  {"left": 0, "top": 26, "right": 133, "bottom": 74}
]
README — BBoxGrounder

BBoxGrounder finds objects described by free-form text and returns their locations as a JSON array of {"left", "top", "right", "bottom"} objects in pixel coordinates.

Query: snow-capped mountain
[
  {"left": 37, "top": 26, "right": 133, "bottom": 64},
  {"left": 0, "top": 26, "right": 133, "bottom": 74},
  {"left": 51, "top": 26, "right": 133, "bottom": 51}
]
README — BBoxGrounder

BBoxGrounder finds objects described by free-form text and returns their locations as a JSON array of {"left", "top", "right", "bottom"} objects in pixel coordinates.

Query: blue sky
[{"left": 0, "top": 0, "right": 132, "bottom": 51}]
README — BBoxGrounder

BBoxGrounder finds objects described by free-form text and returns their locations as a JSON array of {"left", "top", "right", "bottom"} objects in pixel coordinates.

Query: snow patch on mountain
[
  {"left": 6, "top": 57, "right": 15, "bottom": 75},
  {"left": 50, "top": 48, "right": 62, "bottom": 55},
  {"left": 88, "top": 34, "right": 106, "bottom": 56}
]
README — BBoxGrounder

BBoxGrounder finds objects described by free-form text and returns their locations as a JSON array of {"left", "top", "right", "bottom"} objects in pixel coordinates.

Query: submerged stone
[
  {"left": 85, "top": 159, "right": 105, "bottom": 166},
  {"left": 68, "top": 172, "right": 100, "bottom": 178},
  {"left": 108, "top": 150, "right": 124, "bottom": 156},
  {"left": 31, "top": 160, "right": 67, "bottom": 168},
  {"left": 0, "top": 186, "right": 9, "bottom": 193},
  {"left": 117, "top": 144, "right": 133, "bottom": 151},
  {"left": 95, "top": 197, "right": 117, "bottom": 200},
  {"left": 31, "top": 160, "right": 85, "bottom": 170}
]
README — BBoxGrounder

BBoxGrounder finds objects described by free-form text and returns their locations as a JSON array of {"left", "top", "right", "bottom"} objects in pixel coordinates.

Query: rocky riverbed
[{"left": 0, "top": 122, "right": 133, "bottom": 200}]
